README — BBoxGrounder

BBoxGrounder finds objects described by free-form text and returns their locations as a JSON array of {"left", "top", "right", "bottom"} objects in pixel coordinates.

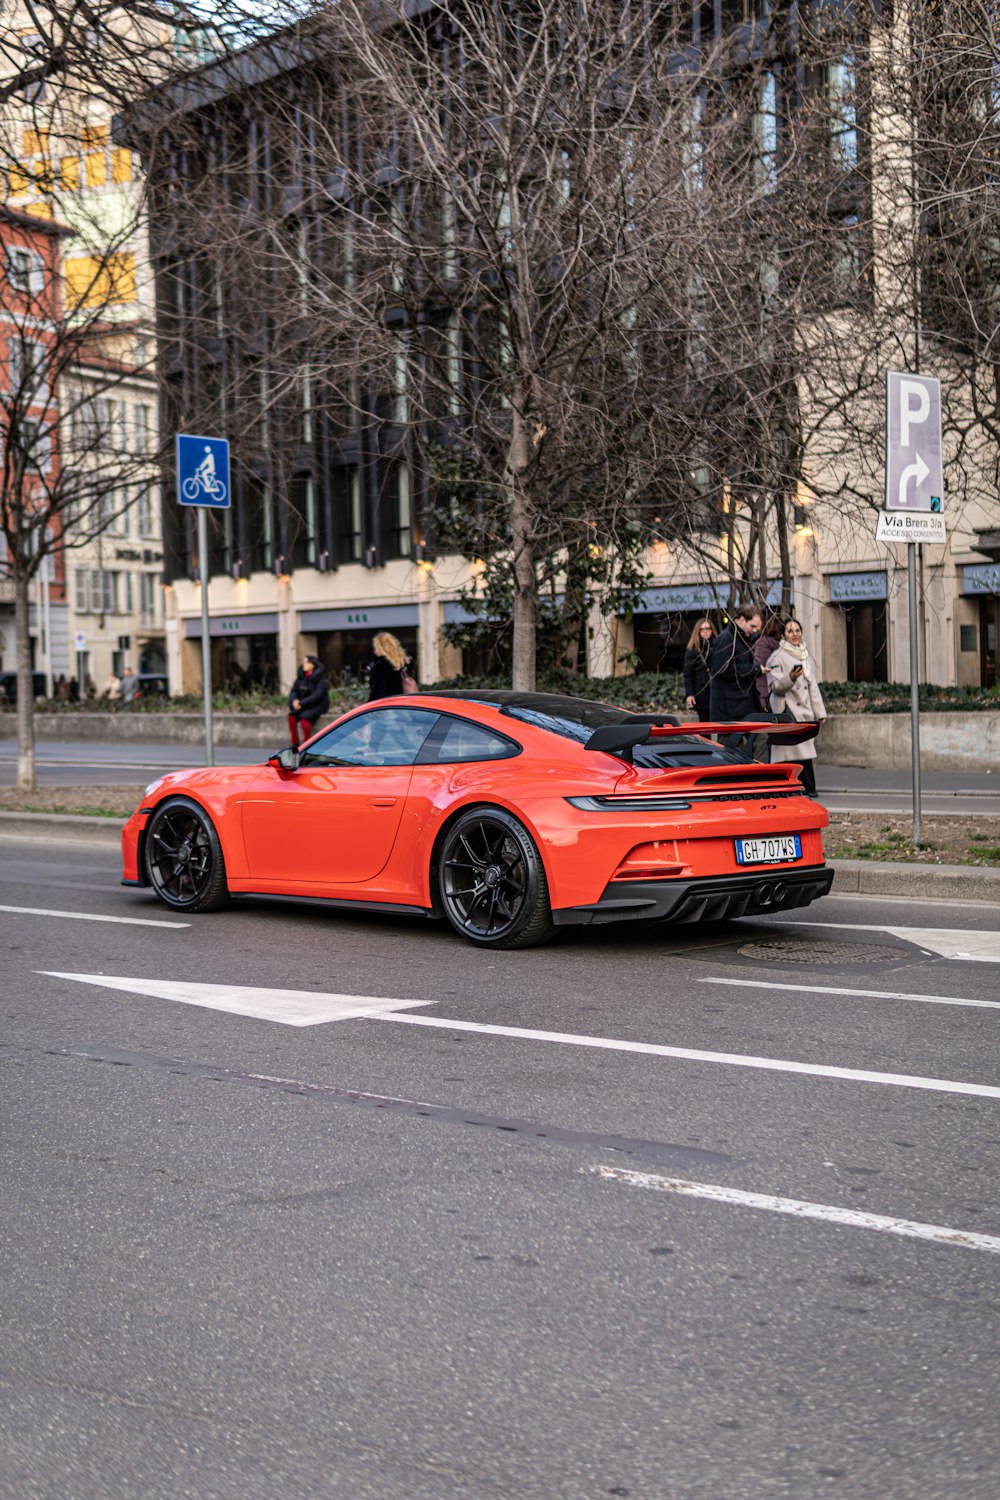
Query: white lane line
[
  {"left": 589, "top": 1165, "right": 1000, "bottom": 1256},
  {"left": 4, "top": 905, "right": 188, "bottom": 929},
  {"left": 699, "top": 976, "right": 1000, "bottom": 1012},
  {"left": 376, "top": 1012, "right": 1000, "bottom": 1101},
  {"left": 40, "top": 972, "right": 431, "bottom": 1025}
]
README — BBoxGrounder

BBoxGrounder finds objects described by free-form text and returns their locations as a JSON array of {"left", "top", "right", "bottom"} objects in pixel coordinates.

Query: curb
[
  {"left": 2, "top": 812, "right": 999, "bottom": 904},
  {"left": 0, "top": 811, "right": 123, "bottom": 844},
  {"left": 827, "top": 858, "right": 1000, "bottom": 904}
]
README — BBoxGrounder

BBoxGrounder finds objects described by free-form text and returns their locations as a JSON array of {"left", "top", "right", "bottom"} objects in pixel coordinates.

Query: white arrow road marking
[
  {"left": 39, "top": 972, "right": 432, "bottom": 1027},
  {"left": 38, "top": 977, "right": 1000, "bottom": 1097},
  {"left": 854, "top": 924, "right": 1000, "bottom": 964},
  {"left": 699, "top": 977, "right": 1000, "bottom": 1011},
  {"left": 786, "top": 922, "right": 1000, "bottom": 964},
  {"left": 4, "top": 905, "right": 188, "bottom": 929},
  {"left": 589, "top": 1165, "right": 1000, "bottom": 1256}
]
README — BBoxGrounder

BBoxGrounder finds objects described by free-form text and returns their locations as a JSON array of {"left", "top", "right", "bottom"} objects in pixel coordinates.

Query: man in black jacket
[{"left": 710, "top": 604, "right": 769, "bottom": 747}]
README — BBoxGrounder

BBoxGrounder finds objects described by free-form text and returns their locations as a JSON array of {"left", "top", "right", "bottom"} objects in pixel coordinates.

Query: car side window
[
  {"left": 300, "top": 708, "right": 439, "bottom": 768},
  {"left": 418, "top": 715, "right": 520, "bottom": 764}
]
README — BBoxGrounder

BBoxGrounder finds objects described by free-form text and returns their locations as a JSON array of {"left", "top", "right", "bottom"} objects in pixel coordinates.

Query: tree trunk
[
  {"left": 15, "top": 571, "right": 36, "bottom": 793},
  {"left": 776, "top": 490, "right": 792, "bottom": 612},
  {"left": 509, "top": 405, "right": 536, "bottom": 691}
]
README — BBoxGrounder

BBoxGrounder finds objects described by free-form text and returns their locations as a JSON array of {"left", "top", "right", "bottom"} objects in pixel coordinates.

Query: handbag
[{"left": 401, "top": 671, "right": 418, "bottom": 695}]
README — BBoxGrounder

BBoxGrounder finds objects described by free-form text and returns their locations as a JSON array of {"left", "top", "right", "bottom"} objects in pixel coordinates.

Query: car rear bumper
[{"left": 552, "top": 864, "right": 834, "bottom": 927}]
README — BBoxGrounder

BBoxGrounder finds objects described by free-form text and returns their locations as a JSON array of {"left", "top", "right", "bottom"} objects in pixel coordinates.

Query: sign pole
[
  {"left": 907, "top": 543, "right": 922, "bottom": 845},
  {"left": 197, "top": 506, "right": 214, "bottom": 767}
]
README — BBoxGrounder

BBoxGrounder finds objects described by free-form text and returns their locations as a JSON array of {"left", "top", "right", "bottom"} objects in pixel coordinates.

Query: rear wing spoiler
[{"left": 585, "top": 716, "right": 819, "bottom": 762}]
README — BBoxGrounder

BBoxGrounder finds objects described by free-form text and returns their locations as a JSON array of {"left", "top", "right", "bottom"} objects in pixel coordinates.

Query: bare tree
[{"left": 0, "top": 3, "right": 211, "bottom": 787}]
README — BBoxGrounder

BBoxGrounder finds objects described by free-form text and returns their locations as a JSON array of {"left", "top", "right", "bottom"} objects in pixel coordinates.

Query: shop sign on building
[
  {"left": 184, "top": 612, "right": 279, "bottom": 639},
  {"left": 632, "top": 579, "right": 785, "bottom": 615},
  {"left": 828, "top": 571, "right": 887, "bottom": 603},
  {"left": 299, "top": 605, "right": 420, "bottom": 631},
  {"left": 962, "top": 564, "right": 1000, "bottom": 595}
]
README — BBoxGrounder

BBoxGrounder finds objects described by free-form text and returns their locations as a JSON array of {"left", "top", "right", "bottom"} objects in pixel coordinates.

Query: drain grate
[{"left": 737, "top": 939, "right": 911, "bottom": 966}]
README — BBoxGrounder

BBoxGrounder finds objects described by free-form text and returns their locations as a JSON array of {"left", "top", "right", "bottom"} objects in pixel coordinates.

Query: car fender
[{"left": 133, "top": 778, "right": 252, "bottom": 882}]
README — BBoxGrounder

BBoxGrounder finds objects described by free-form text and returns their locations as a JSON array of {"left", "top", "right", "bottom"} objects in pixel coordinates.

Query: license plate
[{"left": 735, "top": 835, "right": 802, "bottom": 865}]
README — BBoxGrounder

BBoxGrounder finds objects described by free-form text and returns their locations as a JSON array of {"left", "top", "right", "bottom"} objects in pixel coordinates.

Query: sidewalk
[
  {"left": 3, "top": 810, "right": 999, "bottom": 906},
  {"left": 817, "top": 767, "right": 997, "bottom": 795}
]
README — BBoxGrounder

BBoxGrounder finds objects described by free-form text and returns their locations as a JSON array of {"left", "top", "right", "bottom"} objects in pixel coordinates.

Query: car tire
[
  {"left": 144, "top": 797, "right": 230, "bottom": 913},
  {"left": 438, "top": 807, "right": 556, "bottom": 949}
]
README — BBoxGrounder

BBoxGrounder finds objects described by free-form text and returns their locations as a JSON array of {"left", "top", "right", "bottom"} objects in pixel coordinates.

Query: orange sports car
[{"left": 121, "top": 690, "right": 833, "bottom": 947}]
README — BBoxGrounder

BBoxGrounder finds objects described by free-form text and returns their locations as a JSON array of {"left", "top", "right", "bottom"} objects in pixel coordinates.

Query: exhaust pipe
[
  {"left": 756, "top": 882, "right": 773, "bottom": 905},
  {"left": 771, "top": 881, "right": 787, "bottom": 904}
]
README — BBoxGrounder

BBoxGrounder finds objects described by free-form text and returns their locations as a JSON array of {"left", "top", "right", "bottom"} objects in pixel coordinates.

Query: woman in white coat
[{"left": 766, "top": 618, "right": 826, "bottom": 795}]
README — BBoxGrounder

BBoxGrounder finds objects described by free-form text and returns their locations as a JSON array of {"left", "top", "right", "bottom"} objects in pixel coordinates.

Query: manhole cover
[{"left": 737, "top": 939, "right": 911, "bottom": 966}]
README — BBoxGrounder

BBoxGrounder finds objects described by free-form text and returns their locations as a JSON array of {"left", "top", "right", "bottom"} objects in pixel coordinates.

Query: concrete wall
[
  {"left": 4, "top": 707, "right": 999, "bottom": 771},
  {"left": 819, "top": 712, "right": 1000, "bottom": 774}
]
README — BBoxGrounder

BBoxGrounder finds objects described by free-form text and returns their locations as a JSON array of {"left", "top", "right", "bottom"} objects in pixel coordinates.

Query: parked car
[
  {"left": 122, "top": 689, "right": 832, "bottom": 947},
  {"left": 0, "top": 671, "right": 48, "bottom": 702}
]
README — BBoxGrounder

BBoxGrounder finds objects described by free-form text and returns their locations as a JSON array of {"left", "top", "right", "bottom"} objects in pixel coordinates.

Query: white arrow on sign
[
  {"left": 40, "top": 971, "right": 433, "bottom": 1027},
  {"left": 898, "top": 452, "right": 929, "bottom": 506}
]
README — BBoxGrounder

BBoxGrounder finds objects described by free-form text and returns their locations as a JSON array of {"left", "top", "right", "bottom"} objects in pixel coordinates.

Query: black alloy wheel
[
  {"left": 439, "top": 807, "right": 556, "bottom": 949},
  {"left": 144, "top": 797, "right": 229, "bottom": 913}
]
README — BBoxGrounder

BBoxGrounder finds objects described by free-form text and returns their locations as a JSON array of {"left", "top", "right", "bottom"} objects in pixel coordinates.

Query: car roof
[{"left": 426, "top": 689, "right": 629, "bottom": 723}]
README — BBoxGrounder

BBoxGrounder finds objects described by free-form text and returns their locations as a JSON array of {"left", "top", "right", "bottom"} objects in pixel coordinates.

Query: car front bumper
[{"left": 552, "top": 864, "right": 834, "bottom": 927}]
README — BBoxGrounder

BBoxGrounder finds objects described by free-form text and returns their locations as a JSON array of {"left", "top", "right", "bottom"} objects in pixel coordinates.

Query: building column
[
  {"left": 417, "top": 568, "right": 439, "bottom": 685},
  {"left": 277, "top": 574, "right": 297, "bottom": 691},
  {"left": 586, "top": 599, "right": 619, "bottom": 678}
]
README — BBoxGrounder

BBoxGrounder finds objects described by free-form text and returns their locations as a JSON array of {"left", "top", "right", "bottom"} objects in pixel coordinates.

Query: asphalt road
[
  {"left": 3, "top": 832, "right": 1000, "bottom": 1498},
  {"left": 2, "top": 738, "right": 999, "bottom": 814}
]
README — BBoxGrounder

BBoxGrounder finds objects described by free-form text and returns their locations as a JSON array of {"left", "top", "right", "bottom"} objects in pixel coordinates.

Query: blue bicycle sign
[{"left": 177, "top": 434, "right": 231, "bottom": 509}]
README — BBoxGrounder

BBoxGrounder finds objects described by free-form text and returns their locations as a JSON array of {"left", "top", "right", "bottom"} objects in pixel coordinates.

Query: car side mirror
[{"left": 267, "top": 746, "right": 300, "bottom": 771}]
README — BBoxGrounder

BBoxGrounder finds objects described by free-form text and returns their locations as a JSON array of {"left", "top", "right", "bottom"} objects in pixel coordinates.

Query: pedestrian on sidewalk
[
  {"left": 753, "top": 612, "right": 784, "bottom": 710},
  {"left": 368, "top": 632, "right": 416, "bottom": 701},
  {"left": 710, "top": 604, "right": 770, "bottom": 748},
  {"left": 287, "top": 655, "right": 330, "bottom": 747},
  {"left": 119, "top": 664, "right": 139, "bottom": 702},
  {"left": 766, "top": 618, "right": 826, "bottom": 795},
  {"left": 683, "top": 618, "right": 716, "bottom": 721}
]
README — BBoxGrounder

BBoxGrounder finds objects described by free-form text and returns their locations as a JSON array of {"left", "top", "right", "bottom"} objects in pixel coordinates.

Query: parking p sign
[
  {"left": 177, "top": 434, "right": 230, "bottom": 509},
  {"left": 885, "top": 372, "right": 943, "bottom": 513}
]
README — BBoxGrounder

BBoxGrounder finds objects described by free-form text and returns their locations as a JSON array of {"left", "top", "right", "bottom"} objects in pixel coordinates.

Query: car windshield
[{"left": 432, "top": 691, "right": 752, "bottom": 768}]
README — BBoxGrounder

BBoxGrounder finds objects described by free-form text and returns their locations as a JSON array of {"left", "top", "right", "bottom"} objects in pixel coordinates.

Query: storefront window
[
  {"left": 317, "top": 627, "right": 418, "bottom": 689},
  {"left": 981, "top": 599, "right": 999, "bottom": 687},
  {"left": 843, "top": 603, "right": 888, "bottom": 683},
  {"left": 634, "top": 610, "right": 720, "bottom": 675}
]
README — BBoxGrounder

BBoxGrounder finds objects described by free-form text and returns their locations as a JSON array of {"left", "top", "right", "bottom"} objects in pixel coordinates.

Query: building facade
[
  {"left": 0, "top": 204, "right": 71, "bottom": 684},
  {"left": 131, "top": 0, "right": 999, "bottom": 696},
  {"left": 2, "top": 2, "right": 171, "bottom": 690}
]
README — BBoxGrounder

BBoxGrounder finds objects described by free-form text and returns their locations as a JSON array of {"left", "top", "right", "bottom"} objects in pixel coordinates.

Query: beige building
[
  {"left": 1, "top": 4, "right": 204, "bottom": 691},
  {"left": 63, "top": 340, "right": 165, "bottom": 688}
]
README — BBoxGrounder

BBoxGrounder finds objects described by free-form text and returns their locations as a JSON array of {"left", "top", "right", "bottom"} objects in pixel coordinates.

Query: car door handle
[{"left": 369, "top": 797, "right": 397, "bottom": 808}]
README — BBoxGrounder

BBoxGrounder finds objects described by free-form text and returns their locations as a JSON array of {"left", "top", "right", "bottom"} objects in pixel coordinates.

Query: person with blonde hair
[
  {"left": 368, "top": 631, "right": 417, "bottom": 700},
  {"left": 683, "top": 618, "right": 716, "bottom": 721}
]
